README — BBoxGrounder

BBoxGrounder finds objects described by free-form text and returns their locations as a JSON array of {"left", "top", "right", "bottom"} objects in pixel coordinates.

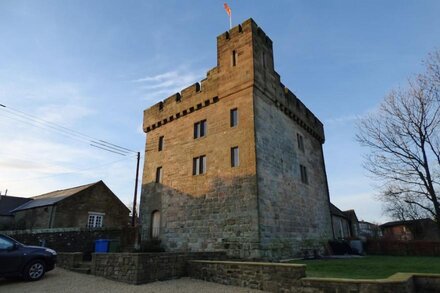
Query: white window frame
[{"left": 88, "top": 212, "right": 105, "bottom": 228}]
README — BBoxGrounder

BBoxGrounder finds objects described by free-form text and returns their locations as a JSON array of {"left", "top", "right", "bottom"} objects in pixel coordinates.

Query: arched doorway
[{"left": 151, "top": 210, "right": 161, "bottom": 239}]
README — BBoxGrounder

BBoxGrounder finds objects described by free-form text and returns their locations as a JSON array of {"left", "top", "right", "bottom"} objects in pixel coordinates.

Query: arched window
[{"left": 151, "top": 210, "right": 161, "bottom": 239}]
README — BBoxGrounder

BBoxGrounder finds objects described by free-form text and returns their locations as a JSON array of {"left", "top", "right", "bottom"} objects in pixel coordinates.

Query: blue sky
[{"left": 1, "top": 1, "right": 439, "bottom": 222}]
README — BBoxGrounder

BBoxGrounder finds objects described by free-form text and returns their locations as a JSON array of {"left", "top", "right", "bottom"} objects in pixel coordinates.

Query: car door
[{"left": 0, "top": 235, "right": 23, "bottom": 274}]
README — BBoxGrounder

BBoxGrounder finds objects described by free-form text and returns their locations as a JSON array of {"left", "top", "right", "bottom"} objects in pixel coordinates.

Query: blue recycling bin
[{"left": 95, "top": 239, "right": 110, "bottom": 253}]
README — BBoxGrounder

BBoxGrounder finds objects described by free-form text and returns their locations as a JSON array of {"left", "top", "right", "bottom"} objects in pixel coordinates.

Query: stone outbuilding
[
  {"left": 0, "top": 195, "right": 32, "bottom": 230},
  {"left": 11, "top": 181, "right": 130, "bottom": 230}
]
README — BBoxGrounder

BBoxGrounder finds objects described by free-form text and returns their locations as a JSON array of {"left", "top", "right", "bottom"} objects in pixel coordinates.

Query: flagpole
[{"left": 229, "top": 13, "right": 232, "bottom": 29}]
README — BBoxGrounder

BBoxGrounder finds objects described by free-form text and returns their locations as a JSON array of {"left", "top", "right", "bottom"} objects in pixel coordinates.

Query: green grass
[{"left": 290, "top": 256, "right": 440, "bottom": 279}]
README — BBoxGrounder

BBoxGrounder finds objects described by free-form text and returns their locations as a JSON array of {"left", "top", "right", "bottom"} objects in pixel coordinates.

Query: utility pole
[{"left": 131, "top": 152, "right": 140, "bottom": 227}]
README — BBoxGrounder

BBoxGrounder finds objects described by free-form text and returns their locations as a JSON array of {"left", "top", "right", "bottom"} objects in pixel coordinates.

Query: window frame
[
  {"left": 230, "top": 108, "right": 238, "bottom": 127},
  {"left": 297, "top": 133, "right": 304, "bottom": 152},
  {"left": 231, "top": 146, "right": 239, "bottom": 167},
  {"left": 194, "top": 120, "right": 207, "bottom": 139},
  {"left": 158, "top": 136, "right": 164, "bottom": 151},
  {"left": 300, "top": 164, "right": 308, "bottom": 184},
  {"left": 156, "top": 166, "right": 163, "bottom": 183},
  {"left": 87, "top": 212, "right": 105, "bottom": 228},
  {"left": 193, "top": 155, "right": 207, "bottom": 175},
  {"left": 151, "top": 210, "right": 161, "bottom": 239}
]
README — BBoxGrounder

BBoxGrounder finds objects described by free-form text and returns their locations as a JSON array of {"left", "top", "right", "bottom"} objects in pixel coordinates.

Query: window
[
  {"left": 232, "top": 50, "right": 237, "bottom": 66},
  {"left": 231, "top": 147, "right": 239, "bottom": 167},
  {"left": 194, "top": 120, "right": 207, "bottom": 138},
  {"left": 300, "top": 164, "right": 308, "bottom": 184},
  {"left": 262, "top": 51, "right": 266, "bottom": 68},
  {"left": 193, "top": 155, "right": 207, "bottom": 175},
  {"left": 230, "top": 108, "right": 238, "bottom": 127},
  {"left": 88, "top": 212, "right": 104, "bottom": 228},
  {"left": 158, "top": 136, "right": 164, "bottom": 151},
  {"left": 156, "top": 167, "right": 163, "bottom": 183},
  {"left": 151, "top": 210, "right": 161, "bottom": 239},
  {"left": 297, "top": 133, "right": 304, "bottom": 152},
  {"left": 0, "top": 236, "right": 14, "bottom": 250}
]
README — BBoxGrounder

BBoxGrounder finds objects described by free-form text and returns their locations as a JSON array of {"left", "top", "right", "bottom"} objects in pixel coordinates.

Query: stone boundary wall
[
  {"left": 57, "top": 252, "right": 82, "bottom": 269},
  {"left": 91, "top": 252, "right": 226, "bottom": 284},
  {"left": 2, "top": 227, "right": 136, "bottom": 255},
  {"left": 188, "top": 260, "right": 440, "bottom": 293},
  {"left": 188, "top": 260, "right": 306, "bottom": 292}
]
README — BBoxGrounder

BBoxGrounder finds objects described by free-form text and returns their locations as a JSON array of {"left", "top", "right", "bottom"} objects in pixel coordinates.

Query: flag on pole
[
  {"left": 224, "top": 3, "right": 231, "bottom": 16},
  {"left": 224, "top": 3, "right": 232, "bottom": 29}
]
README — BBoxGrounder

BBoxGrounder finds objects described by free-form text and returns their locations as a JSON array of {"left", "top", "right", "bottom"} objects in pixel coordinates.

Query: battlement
[
  {"left": 217, "top": 18, "right": 273, "bottom": 50},
  {"left": 279, "top": 86, "right": 325, "bottom": 142},
  {"left": 143, "top": 18, "right": 325, "bottom": 143}
]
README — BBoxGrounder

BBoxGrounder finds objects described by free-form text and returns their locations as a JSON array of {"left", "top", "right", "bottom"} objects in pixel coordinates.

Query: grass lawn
[{"left": 290, "top": 256, "right": 440, "bottom": 279}]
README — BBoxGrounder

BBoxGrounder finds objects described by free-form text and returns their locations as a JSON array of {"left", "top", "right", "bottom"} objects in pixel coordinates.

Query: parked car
[{"left": 0, "top": 234, "right": 56, "bottom": 281}]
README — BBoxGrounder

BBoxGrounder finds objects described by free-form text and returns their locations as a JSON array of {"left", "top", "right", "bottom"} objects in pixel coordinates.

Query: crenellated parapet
[
  {"left": 143, "top": 77, "right": 220, "bottom": 133},
  {"left": 143, "top": 17, "right": 325, "bottom": 143},
  {"left": 279, "top": 86, "right": 325, "bottom": 143}
]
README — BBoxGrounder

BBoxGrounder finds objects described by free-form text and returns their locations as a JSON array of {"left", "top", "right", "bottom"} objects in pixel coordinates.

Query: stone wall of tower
[
  {"left": 140, "top": 19, "right": 262, "bottom": 258},
  {"left": 251, "top": 23, "right": 333, "bottom": 259}
]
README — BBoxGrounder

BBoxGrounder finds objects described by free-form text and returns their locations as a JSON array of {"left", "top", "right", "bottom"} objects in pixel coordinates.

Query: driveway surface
[{"left": 0, "top": 268, "right": 264, "bottom": 293}]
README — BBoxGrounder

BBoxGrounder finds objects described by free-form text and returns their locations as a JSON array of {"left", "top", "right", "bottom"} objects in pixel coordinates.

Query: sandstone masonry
[{"left": 140, "top": 18, "right": 333, "bottom": 259}]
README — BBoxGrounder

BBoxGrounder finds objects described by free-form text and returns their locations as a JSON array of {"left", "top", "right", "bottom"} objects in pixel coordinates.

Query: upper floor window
[
  {"left": 158, "top": 136, "right": 164, "bottom": 151},
  {"left": 231, "top": 146, "right": 239, "bottom": 167},
  {"left": 232, "top": 50, "right": 237, "bottom": 67},
  {"left": 300, "top": 164, "right": 308, "bottom": 184},
  {"left": 297, "top": 133, "right": 304, "bottom": 152},
  {"left": 193, "top": 155, "right": 206, "bottom": 175},
  {"left": 156, "top": 167, "right": 163, "bottom": 183},
  {"left": 194, "top": 120, "right": 207, "bottom": 139},
  {"left": 262, "top": 51, "right": 266, "bottom": 69},
  {"left": 230, "top": 108, "right": 238, "bottom": 127},
  {"left": 88, "top": 212, "right": 104, "bottom": 228}
]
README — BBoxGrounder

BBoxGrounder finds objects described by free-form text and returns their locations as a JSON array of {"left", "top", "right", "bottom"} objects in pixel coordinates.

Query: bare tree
[{"left": 357, "top": 49, "right": 440, "bottom": 236}]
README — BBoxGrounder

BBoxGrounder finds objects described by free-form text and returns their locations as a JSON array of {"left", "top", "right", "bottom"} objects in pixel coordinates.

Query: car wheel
[{"left": 24, "top": 260, "right": 46, "bottom": 281}]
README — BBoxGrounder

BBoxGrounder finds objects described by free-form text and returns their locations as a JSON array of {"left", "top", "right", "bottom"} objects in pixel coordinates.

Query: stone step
[{"left": 70, "top": 267, "right": 91, "bottom": 275}]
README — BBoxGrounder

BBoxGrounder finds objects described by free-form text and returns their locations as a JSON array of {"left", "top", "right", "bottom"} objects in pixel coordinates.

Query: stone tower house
[{"left": 140, "top": 18, "right": 332, "bottom": 260}]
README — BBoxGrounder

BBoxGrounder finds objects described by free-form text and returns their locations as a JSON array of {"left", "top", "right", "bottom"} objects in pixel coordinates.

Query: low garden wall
[
  {"left": 57, "top": 252, "right": 83, "bottom": 269},
  {"left": 366, "top": 239, "right": 440, "bottom": 256},
  {"left": 188, "top": 260, "right": 306, "bottom": 292},
  {"left": 187, "top": 260, "right": 440, "bottom": 293},
  {"left": 56, "top": 251, "right": 440, "bottom": 292},
  {"left": 91, "top": 252, "right": 226, "bottom": 284}
]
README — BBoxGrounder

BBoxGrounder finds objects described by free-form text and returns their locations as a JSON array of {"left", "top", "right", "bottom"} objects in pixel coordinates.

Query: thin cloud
[
  {"left": 324, "top": 114, "right": 359, "bottom": 125},
  {"left": 133, "top": 68, "right": 204, "bottom": 103}
]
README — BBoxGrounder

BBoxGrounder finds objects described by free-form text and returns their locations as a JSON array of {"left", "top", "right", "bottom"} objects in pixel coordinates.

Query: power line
[
  {"left": 0, "top": 156, "right": 137, "bottom": 183},
  {"left": 0, "top": 103, "right": 138, "bottom": 156}
]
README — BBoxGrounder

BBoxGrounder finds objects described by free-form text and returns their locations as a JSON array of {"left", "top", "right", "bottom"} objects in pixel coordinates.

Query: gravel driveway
[{"left": 0, "top": 268, "right": 264, "bottom": 293}]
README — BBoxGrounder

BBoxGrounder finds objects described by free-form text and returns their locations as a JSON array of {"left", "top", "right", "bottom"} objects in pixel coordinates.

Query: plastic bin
[
  {"left": 108, "top": 240, "right": 121, "bottom": 252},
  {"left": 95, "top": 239, "right": 110, "bottom": 253}
]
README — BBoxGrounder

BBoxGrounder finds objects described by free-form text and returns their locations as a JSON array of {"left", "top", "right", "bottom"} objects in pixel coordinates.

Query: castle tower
[{"left": 140, "top": 18, "right": 332, "bottom": 259}]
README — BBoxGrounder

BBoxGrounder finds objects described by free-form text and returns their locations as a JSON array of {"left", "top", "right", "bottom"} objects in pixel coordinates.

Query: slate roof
[
  {"left": 0, "top": 196, "right": 33, "bottom": 216},
  {"left": 343, "top": 209, "right": 359, "bottom": 222},
  {"left": 330, "top": 203, "right": 349, "bottom": 219},
  {"left": 11, "top": 182, "right": 99, "bottom": 212}
]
